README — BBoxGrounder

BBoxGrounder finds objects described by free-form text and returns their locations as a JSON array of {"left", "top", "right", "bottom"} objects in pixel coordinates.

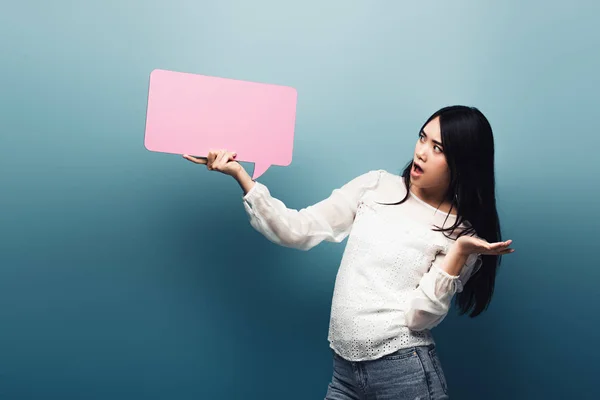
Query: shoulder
[
  {"left": 338, "top": 169, "right": 408, "bottom": 203},
  {"left": 337, "top": 169, "right": 406, "bottom": 203},
  {"left": 368, "top": 169, "right": 408, "bottom": 203}
]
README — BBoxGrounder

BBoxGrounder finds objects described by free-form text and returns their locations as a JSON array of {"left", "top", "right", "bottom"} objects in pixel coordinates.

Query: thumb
[{"left": 183, "top": 154, "right": 208, "bottom": 164}]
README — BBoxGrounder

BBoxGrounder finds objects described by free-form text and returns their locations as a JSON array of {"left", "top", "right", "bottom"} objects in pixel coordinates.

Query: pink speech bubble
[{"left": 144, "top": 69, "right": 297, "bottom": 179}]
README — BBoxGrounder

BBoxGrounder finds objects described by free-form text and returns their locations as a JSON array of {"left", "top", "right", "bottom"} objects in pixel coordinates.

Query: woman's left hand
[{"left": 455, "top": 236, "right": 515, "bottom": 257}]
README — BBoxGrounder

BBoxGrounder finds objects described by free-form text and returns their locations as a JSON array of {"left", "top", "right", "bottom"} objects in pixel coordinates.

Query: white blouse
[{"left": 242, "top": 169, "right": 482, "bottom": 362}]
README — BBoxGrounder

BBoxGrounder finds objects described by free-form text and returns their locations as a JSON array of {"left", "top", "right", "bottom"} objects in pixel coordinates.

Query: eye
[{"left": 420, "top": 132, "right": 443, "bottom": 152}]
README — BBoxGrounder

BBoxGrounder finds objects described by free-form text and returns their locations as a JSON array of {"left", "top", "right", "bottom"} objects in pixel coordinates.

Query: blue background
[{"left": 1, "top": 1, "right": 598, "bottom": 399}]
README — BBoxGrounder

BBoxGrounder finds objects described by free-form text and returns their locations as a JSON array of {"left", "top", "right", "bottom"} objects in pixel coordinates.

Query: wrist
[
  {"left": 231, "top": 164, "right": 244, "bottom": 179},
  {"left": 442, "top": 246, "right": 470, "bottom": 276},
  {"left": 233, "top": 166, "right": 249, "bottom": 182},
  {"left": 453, "top": 242, "right": 471, "bottom": 258},
  {"left": 232, "top": 166, "right": 255, "bottom": 195}
]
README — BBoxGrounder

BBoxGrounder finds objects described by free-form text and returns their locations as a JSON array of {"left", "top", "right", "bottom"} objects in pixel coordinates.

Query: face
[{"left": 410, "top": 116, "right": 451, "bottom": 193}]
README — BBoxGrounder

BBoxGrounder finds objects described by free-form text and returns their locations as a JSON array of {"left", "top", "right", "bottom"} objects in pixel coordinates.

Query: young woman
[{"left": 184, "top": 105, "right": 514, "bottom": 399}]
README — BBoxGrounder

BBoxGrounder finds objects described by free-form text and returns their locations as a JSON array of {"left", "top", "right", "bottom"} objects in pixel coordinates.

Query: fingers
[
  {"left": 207, "top": 149, "right": 218, "bottom": 169},
  {"left": 492, "top": 249, "right": 514, "bottom": 256},
  {"left": 182, "top": 150, "right": 226, "bottom": 166},
  {"left": 479, "top": 248, "right": 514, "bottom": 256},
  {"left": 212, "top": 150, "right": 228, "bottom": 171},
  {"left": 216, "top": 150, "right": 229, "bottom": 165},
  {"left": 488, "top": 240, "right": 515, "bottom": 255},
  {"left": 470, "top": 237, "right": 514, "bottom": 256},
  {"left": 182, "top": 154, "right": 208, "bottom": 164},
  {"left": 490, "top": 240, "right": 512, "bottom": 250},
  {"left": 186, "top": 149, "right": 237, "bottom": 172}
]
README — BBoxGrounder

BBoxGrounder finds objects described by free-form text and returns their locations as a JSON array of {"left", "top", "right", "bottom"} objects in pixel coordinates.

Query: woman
[{"left": 184, "top": 105, "right": 514, "bottom": 399}]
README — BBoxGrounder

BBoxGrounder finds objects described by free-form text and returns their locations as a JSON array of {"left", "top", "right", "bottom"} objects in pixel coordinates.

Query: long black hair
[{"left": 384, "top": 105, "right": 502, "bottom": 317}]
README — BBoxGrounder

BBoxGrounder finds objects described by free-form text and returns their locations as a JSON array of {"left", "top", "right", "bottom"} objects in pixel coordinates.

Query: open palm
[{"left": 456, "top": 235, "right": 514, "bottom": 256}]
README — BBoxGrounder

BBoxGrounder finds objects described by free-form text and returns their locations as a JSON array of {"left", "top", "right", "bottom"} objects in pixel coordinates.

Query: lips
[{"left": 413, "top": 161, "right": 424, "bottom": 173}]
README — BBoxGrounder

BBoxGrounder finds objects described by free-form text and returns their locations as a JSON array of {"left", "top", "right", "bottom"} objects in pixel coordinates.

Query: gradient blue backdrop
[{"left": 1, "top": 1, "right": 598, "bottom": 399}]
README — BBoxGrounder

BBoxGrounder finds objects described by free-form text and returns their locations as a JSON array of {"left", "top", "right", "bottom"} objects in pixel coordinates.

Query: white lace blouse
[{"left": 242, "top": 169, "right": 482, "bottom": 362}]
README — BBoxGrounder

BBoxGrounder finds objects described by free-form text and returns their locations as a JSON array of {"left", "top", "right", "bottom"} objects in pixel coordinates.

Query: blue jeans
[{"left": 324, "top": 344, "right": 449, "bottom": 400}]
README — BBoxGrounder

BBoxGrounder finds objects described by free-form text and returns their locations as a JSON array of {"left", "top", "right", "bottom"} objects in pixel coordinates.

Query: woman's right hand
[
  {"left": 183, "top": 149, "right": 256, "bottom": 195},
  {"left": 183, "top": 149, "right": 242, "bottom": 177}
]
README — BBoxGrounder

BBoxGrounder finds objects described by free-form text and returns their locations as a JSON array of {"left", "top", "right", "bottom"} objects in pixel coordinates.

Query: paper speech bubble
[{"left": 144, "top": 69, "right": 297, "bottom": 179}]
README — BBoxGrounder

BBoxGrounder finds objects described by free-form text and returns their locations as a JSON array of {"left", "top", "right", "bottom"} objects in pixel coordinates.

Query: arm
[
  {"left": 404, "top": 247, "right": 482, "bottom": 331},
  {"left": 238, "top": 168, "right": 383, "bottom": 251},
  {"left": 232, "top": 165, "right": 256, "bottom": 195},
  {"left": 183, "top": 151, "right": 384, "bottom": 250},
  {"left": 404, "top": 233, "right": 514, "bottom": 331}
]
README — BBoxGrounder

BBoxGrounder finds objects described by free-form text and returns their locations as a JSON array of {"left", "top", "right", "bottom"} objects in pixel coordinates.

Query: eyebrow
[{"left": 420, "top": 130, "right": 443, "bottom": 147}]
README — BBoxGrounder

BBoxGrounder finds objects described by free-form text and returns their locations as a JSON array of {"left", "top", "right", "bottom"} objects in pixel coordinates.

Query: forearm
[
  {"left": 405, "top": 246, "right": 480, "bottom": 331},
  {"left": 404, "top": 250, "right": 466, "bottom": 331},
  {"left": 439, "top": 246, "right": 469, "bottom": 276},
  {"left": 233, "top": 165, "right": 256, "bottom": 195},
  {"left": 240, "top": 170, "right": 379, "bottom": 251},
  {"left": 240, "top": 180, "right": 348, "bottom": 250}
]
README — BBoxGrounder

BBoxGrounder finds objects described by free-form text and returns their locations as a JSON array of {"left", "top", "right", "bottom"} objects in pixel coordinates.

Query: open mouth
[{"left": 413, "top": 163, "right": 424, "bottom": 174}]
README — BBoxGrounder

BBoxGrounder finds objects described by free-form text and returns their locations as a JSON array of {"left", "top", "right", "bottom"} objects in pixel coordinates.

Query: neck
[{"left": 410, "top": 185, "right": 456, "bottom": 215}]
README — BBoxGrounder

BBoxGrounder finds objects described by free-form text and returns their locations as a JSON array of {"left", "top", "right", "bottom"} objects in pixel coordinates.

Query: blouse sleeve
[
  {"left": 404, "top": 249, "right": 483, "bottom": 331},
  {"left": 242, "top": 170, "right": 383, "bottom": 251}
]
